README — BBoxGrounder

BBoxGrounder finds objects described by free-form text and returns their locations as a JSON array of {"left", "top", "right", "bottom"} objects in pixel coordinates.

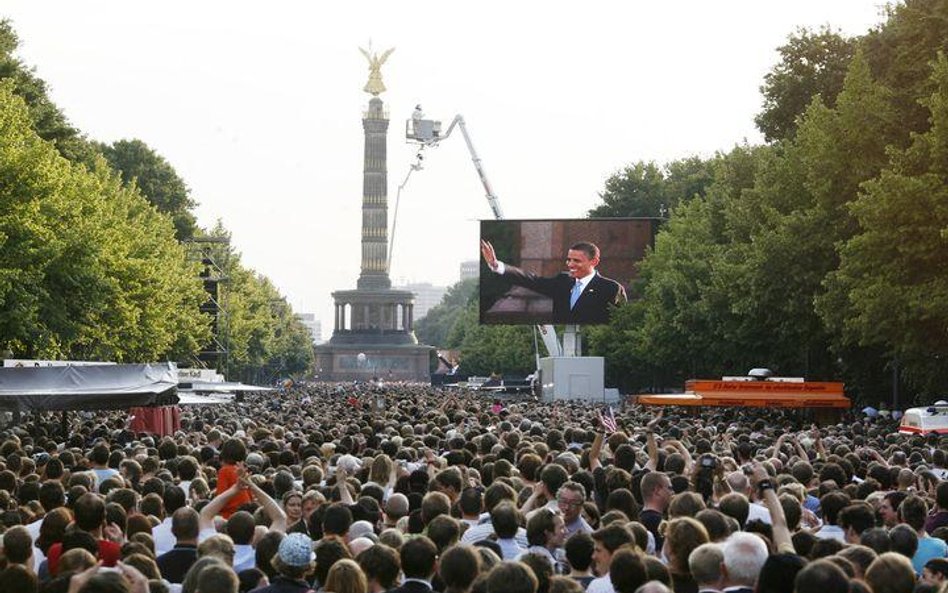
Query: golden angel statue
[{"left": 359, "top": 46, "right": 395, "bottom": 96}]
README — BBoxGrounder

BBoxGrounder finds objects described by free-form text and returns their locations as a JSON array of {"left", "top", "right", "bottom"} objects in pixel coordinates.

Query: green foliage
[
  {"left": 0, "top": 20, "right": 312, "bottom": 379},
  {"left": 819, "top": 54, "right": 948, "bottom": 394},
  {"left": 199, "top": 224, "right": 313, "bottom": 382},
  {"left": 0, "top": 82, "right": 210, "bottom": 361},
  {"left": 588, "top": 157, "right": 715, "bottom": 218},
  {"left": 756, "top": 27, "right": 857, "bottom": 142},
  {"left": 446, "top": 301, "right": 536, "bottom": 376},
  {"left": 421, "top": 3, "right": 948, "bottom": 400},
  {"left": 585, "top": 6, "right": 948, "bottom": 403},
  {"left": 863, "top": 0, "right": 948, "bottom": 137},
  {"left": 0, "top": 20, "right": 99, "bottom": 166},
  {"left": 415, "top": 278, "right": 477, "bottom": 348},
  {"left": 100, "top": 139, "right": 199, "bottom": 240},
  {"left": 607, "top": 145, "right": 769, "bottom": 379}
]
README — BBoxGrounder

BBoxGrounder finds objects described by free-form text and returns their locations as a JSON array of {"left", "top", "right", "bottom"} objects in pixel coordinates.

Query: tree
[
  {"left": 100, "top": 139, "right": 199, "bottom": 240},
  {"left": 0, "top": 20, "right": 99, "bottom": 166},
  {"left": 436, "top": 300, "right": 535, "bottom": 376},
  {"left": 587, "top": 157, "right": 714, "bottom": 218},
  {"left": 414, "top": 278, "right": 477, "bottom": 348},
  {"left": 0, "top": 81, "right": 210, "bottom": 361},
  {"left": 819, "top": 54, "right": 948, "bottom": 395},
  {"left": 714, "top": 51, "right": 899, "bottom": 381},
  {"left": 199, "top": 223, "right": 313, "bottom": 382},
  {"left": 584, "top": 145, "right": 769, "bottom": 387},
  {"left": 862, "top": 0, "right": 948, "bottom": 138},
  {"left": 756, "top": 27, "right": 857, "bottom": 142}
]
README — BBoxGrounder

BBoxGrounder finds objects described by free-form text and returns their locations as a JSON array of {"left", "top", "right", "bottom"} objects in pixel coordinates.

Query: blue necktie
[{"left": 570, "top": 280, "right": 583, "bottom": 309}]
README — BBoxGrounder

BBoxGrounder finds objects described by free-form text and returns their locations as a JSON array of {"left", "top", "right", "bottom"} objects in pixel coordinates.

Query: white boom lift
[{"left": 399, "top": 107, "right": 587, "bottom": 359}]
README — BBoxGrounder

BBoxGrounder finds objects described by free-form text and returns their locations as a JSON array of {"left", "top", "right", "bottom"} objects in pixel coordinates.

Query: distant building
[
  {"left": 395, "top": 282, "right": 448, "bottom": 321},
  {"left": 296, "top": 313, "right": 323, "bottom": 344},
  {"left": 460, "top": 260, "right": 479, "bottom": 281}
]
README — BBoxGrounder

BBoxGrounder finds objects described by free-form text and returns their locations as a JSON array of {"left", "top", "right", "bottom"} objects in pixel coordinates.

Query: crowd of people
[{"left": 0, "top": 382, "right": 944, "bottom": 593}]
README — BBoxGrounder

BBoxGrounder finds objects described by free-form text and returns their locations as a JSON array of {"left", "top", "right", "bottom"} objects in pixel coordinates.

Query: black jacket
[
  {"left": 156, "top": 544, "right": 198, "bottom": 585},
  {"left": 502, "top": 266, "right": 626, "bottom": 324},
  {"left": 387, "top": 581, "right": 441, "bottom": 593}
]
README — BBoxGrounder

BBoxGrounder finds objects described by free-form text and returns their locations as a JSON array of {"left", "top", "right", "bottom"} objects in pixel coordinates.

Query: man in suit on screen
[{"left": 481, "top": 239, "right": 627, "bottom": 324}]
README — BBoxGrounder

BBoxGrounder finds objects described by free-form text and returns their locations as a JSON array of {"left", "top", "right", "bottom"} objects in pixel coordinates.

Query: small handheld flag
[{"left": 598, "top": 405, "right": 618, "bottom": 434}]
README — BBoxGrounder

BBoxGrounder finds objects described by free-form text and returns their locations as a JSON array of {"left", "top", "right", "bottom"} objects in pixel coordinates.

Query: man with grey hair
[
  {"left": 557, "top": 481, "right": 593, "bottom": 537},
  {"left": 689, "top": 543, "right": 724, "bottom": 593},
  {"left": 725, "top": 471, "right": 771, "bottom": 525},
  {"left": 635, "top": 582, "right": 673, "bottom": 593},
  {"left": 721, "top": 532, "right": 768, "bottom": 593},
  {"left": 383, "top": 493, "right": 409, "bottom": 529}
]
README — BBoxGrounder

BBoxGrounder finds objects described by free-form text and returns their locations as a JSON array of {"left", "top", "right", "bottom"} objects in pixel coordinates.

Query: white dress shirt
[{"left": 153, "top": 517, "right": 176, "bottom": 556}]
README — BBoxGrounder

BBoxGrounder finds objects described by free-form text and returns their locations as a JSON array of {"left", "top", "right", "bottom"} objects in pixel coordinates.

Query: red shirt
[
  {"left": 47, "top": 539, "right": 121, "bottom": 575},
  {"left": 216, "top": 463, "right": 252, "bottom": 519}
]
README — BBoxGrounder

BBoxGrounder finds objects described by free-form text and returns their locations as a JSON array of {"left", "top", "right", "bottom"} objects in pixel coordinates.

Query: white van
[{"left": 899, "top": 404, "right": 948, "bottom": 436}]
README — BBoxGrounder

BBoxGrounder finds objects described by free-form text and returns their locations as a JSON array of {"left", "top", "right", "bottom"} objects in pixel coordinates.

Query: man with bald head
[
  {"left": 384, "top": 493, "right": 410, "bottom": 529},
  {"left": 689, "top": 543, "right": 724, "bottom": 593},
  {"left": 721, "top": 533, "right": 768, "bottom": 593},
  {"left": 725, "top": 471, "right": 771, "bottom": 525},
  {"left": 157, "top": 507, "right": 201, "bottom": 584}
]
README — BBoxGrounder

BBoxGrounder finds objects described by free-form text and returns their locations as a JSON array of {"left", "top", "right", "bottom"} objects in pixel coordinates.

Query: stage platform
[{"left": 636, "top": 378, "right": 849, "bottom": 409}]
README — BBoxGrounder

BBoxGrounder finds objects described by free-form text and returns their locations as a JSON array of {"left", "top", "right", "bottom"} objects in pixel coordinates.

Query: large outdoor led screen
[{"left": 479, "top": 218, "right": 658, "bottom": 325}]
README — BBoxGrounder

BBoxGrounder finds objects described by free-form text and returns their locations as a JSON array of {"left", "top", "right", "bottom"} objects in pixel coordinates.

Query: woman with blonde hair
[
  {"left": 367, "top": 455, "right": 395, "bottom": 499},
  {"left": 662, "top": 517, "right": 709, "bottom": 593},
  {"left": 189, "top": 478, "right": 210, "bottom": 504},
  {"left": 324, "top": 558, "right": 368, "bottom": 593}
]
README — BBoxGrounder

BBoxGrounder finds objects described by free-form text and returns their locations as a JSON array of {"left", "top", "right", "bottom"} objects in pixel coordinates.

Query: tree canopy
[
  {"left": 0, "top": 20, "right": 313, "bottom": 379},
  {"left": 583, "top": 1, "right": 948, "bottom": 404},
  {"left": 0, "top": 81, "right": 209, "bottom": 361},
  {"left": 100, "top": 139, "right": 199, "bottom": 241}
]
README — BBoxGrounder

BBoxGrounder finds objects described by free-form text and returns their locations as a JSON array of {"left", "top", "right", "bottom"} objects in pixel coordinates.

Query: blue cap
[{"left": 278, "top": 533, "right": 315, "bottom": 567}]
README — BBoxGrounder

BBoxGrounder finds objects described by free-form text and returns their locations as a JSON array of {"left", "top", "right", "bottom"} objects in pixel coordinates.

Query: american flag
[{"left": 598, "top": 406, "right": 618, "bottom": 434}]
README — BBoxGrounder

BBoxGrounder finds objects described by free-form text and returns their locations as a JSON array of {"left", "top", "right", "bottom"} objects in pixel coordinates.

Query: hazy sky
[{"left": 3, "top": 1, "right": 886, "bottom": 339}]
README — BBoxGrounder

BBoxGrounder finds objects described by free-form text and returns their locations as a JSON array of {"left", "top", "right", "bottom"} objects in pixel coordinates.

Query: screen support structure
[
  {"left": 562, "top": 325, "right": 581, "bottom": 357},
  {"left": 404, "top": 109, "right": 563, "bottom": 358}
]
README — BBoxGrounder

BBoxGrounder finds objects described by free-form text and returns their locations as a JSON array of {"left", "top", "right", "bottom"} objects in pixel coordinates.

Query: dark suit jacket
[
  {"left": 387, "top": 581, "right": 440, "bottom": 593},
  {"left": 156, "top": 544, "right": 198, "bottom": 584},
  {"left": 500, "top": 266, "right": 627, "bottom": 324}
]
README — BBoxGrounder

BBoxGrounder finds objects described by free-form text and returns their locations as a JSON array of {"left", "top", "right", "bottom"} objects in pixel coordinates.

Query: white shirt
[
  {"left": 460, "top": 521, "right": 529, "bottom": 548},
  {"left": 565, "top": 515, "right": 594, "bottom": 537},
  {"left": 92, "top": 467, "right": 121, "bottom": 492},
  {"left": 571, "top": 269, "right": 597, "bottom": 294},
  {"left": 32, "top": 546, "right": 46, "bottom": 573},
  {"left": 496, "top": 537, "right": 526, "bottom": 560},
  {"left": 747, "top": 503, "right": 772, "bottom": 525},
  {"left": 153, "top": 517, "right": 176, "bottom": 556},
  {"left": 587, "top": 575, "right": 616, "bottom": 593},
  {"left": 233, "top": 543, "right": 255, "bottom": 572},
  {"left": 26, "top": 517, "right": 43, "bottom": 541},
  {"left": 814, "top": 524, "right": 846, "bottom": 542}
]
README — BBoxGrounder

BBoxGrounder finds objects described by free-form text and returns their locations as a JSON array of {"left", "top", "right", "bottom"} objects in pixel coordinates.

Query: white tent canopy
[
  {"left": 178, "top": 381, "right": 273, "bottom": 393},
  {"left": 0, "top": 363, "right": 178, "bottom": 411}
]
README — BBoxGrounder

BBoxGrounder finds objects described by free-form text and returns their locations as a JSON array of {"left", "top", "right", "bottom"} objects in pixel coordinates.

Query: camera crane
[{"left": 397, "top": 107, "right": 567, "bottom": 358}]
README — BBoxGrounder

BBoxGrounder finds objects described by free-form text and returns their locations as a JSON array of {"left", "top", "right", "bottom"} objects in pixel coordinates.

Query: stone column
[{"left": 357, "top": 97, "right": 391, "bottom": 290}]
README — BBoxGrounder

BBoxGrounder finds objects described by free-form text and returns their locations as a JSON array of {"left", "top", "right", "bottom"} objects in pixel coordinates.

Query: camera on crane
[{"left": 406, "top": 105, "right": 442, "bottom": 143}]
